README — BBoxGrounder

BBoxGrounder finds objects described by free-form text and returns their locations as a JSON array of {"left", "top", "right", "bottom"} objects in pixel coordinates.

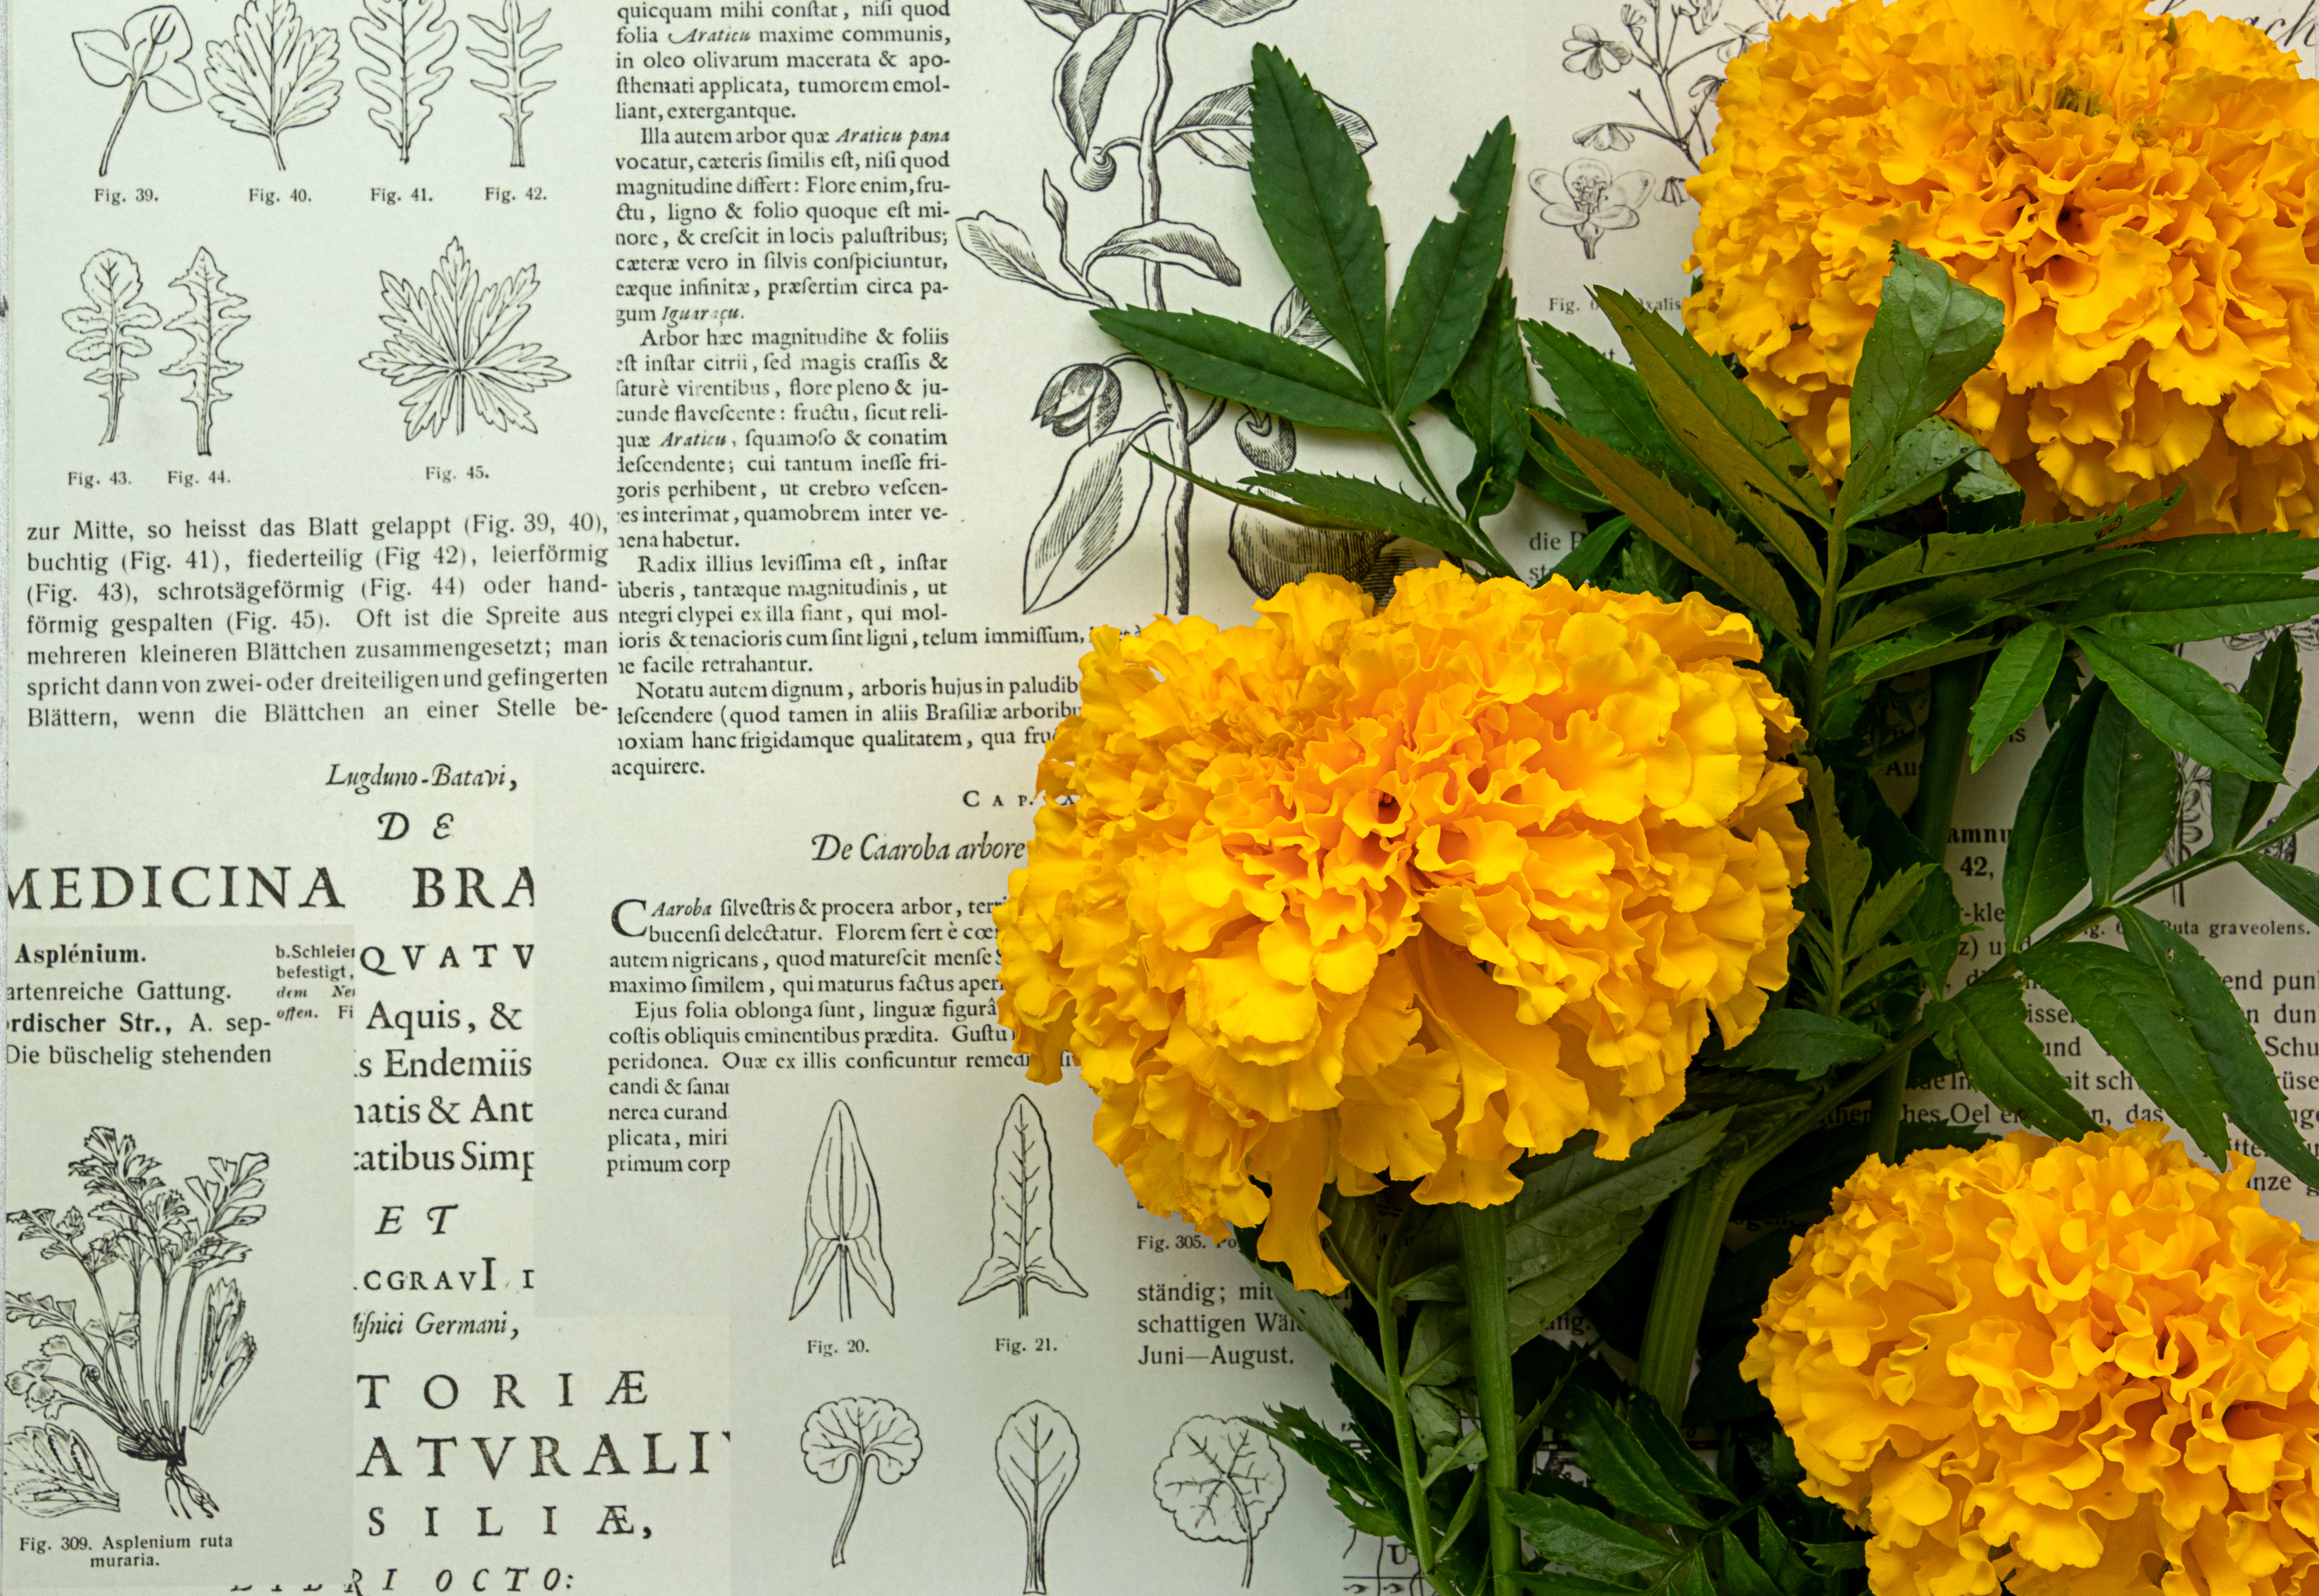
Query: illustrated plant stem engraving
[
  {"left": 800, "top": 1396, "right": 921, "bottom": 1566},
  {"left": 360, "top": 238, "right": 568, "bottom": 439},
  {"left": 160, "top": 248, "right": 249, "bottom": 457},
  {"left": 957, "top": 0, "right": 1370, "bottom": 616},
  {"left": 351, "top": 0, "right": 460, "bottom": 163},
  {"left": 1153, "top": 1415, "right": 1286, "bottom": 1588},
  {"left": 996, "top": 1401, "right": 1080, "bottom": 1595},
  {"left": 959, "top": 1094, "right": 1087, "bottom": 1319},
  {"left": 63, "top": 251, "right": 161, "bottom": 446},
  {"left": 467, "top": 0, "right": 558, "bottom": 169},
  {"left": 74, "top": 6, "right": 202, "bottom": 177},
  {"left": 204, "top": 0, "right": 342, "bottom": 170},
  {"left": 4, "top": 1128, "right": 267, "bottom": 1519},
  {"left": 791, "top": 1101, "right": 895, "bottom": 1323}
]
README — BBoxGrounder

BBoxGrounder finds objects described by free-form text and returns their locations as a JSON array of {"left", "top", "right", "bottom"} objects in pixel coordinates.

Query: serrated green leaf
[
  {"left": 1386, "top": 118, "right": 1513, "bottom": 417},
  {"left": 2074, "top": 629, "right": 2285, "bottom": 782},
  {"left": 2120, "top": 528, "right": 2315, "bottom": 574},
  {"left": 2243, "top": 853, "right": 2319, "bottom": 927},
  {"left": 1520, "top": 318, "right": 1685, "bottom": 470},
  {"left": 1231, "top": 1229, "right": 1391, "bottom": 1402},
  {"left": 2072, "top": 572, "right": 2319, "bottom": 645},
  {"left": 1627, "top": 1389, "right": 1738, "bottom": 1506},
  {"left": 2118, "top": 908, "right": 2319, "bottom": 1189},
  {"left": 1849, "top": 416, "right": 1981, "bottom": 523},
  {"left": 1249, "top": 45, "right": 1389, "bottom": 388},
  {"left": 1843, "top": 520, "right": 2109, "bottom": 597},
  {"left": 1550, "top": 515, "right": 1629, "bottom": 583},
  {"left": 1933, "top": 980, "right": 2099, "bottom": 1137},
  {"left": 1091, "top": 305, "right": 1383, "bottom": 432},
  {"left": 1498, "top": 1489, "right": 1674, "bottom": 1579},
  {"left": 1241, "top": 467, "right": 1511, "bottom": 575},
  {"left": 1521, "top": 415, "right": 1616, "bottom": 515},
  {"left": 2004, "top": 688, "right": 2097, "bottom": 947},
  {"left": 2083, "top": 690, "right": 2179, "bottom": 902},
  {"left": 1538, "top": 416, "right": 1805, "bottom": 644},
  {"left": 1804, "top": 1540, "right": 1868, "bottom": 1572},
  {"left": 1849, "top": 617, "right": 1999, "bottom": 685},
  {"left": 1852, "top": 862, "right": 1936, "bottom": 957},
  {"left": 1720, "top": 1008, "right": 1884, "bottom": 1081},
  {"left": 1970, "top": 622, "right": 2065, "bottom": 770},
  {"left": 2019, "top": 940, "right": 2231, "bottom": 1165},
  {"left": 1807, "top": 761, "right": 1872, "bottom": 945},
  {"left": 2247, "top": 776, "right": 2319, "bottom": 856},
  {"left": 2213, "top": 631, "right": 2302, "bottom": 848},
  {"left": 1562, "top": 1388, "right": 1712, "bottom": 1527},
  {"left": 1450, "top": 275, "right": 1528, "bottom": 519},
  {"left": 1721, "top": 1532, "right": 1784, "bottom": 1596},
  {"left": 1835, "top": 245, "right": 2005, "bottom": 527}
]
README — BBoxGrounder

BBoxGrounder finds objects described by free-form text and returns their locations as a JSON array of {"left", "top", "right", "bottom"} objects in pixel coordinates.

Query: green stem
[
  {"left": 1453, "top": 1203, "right": 1519, "bottom": 1596},
  {"left": 1632, "top": 1166, "right": 1744, "bottom": 1422},
  {"left": 1371, "top": 1221, "right": 1438, "bottom": 1582}
]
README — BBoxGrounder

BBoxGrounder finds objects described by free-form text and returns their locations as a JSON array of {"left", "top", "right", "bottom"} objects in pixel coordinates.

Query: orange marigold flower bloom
[
  {"left": 1687, "top": 0, "right": 2319, "bottom": 537},
  {"left": 994, "top": 567, "right": 1805, "bottom": 1292},
  {"left": 1745, "top": 1123, "right": 2319, "bottom": 1596}
]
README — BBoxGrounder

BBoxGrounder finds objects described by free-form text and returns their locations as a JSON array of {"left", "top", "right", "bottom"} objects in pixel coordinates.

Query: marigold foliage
[
  {"left": 1688, "top": 0, "right": 2319, "bottom": 537},
  {"left": 994, "top": 567, "right": 1805, "bottom": 1292},
  {"left": 1745, "top": 1123, "right": 2319, "bottom": 1596}
]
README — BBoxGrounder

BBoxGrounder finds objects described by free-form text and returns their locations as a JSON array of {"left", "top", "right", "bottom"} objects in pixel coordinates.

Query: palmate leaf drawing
[
  {"left": 159, "top": 248, "right": 249, "bottom": 457},
  {"left": 74, "top": 6, "right": 201, "bottom": 177},
  {"left": 959, "top": 1094, "right": 1087, "bottom": 1318},
  {"left": 800, "top": 1396, "right": 921, "bottom": 1566},
  {"left": 996, "top": 1401, "right": 1080, "bottom": 1596},
  {"left": 361, "top": 238, "right": 568, "bottom": 439},
  {"left": 204, "top": 0, "right": 341, "bottom": 170},
  {"left": 351, "top": 0, "right": 459, "bottom": 163},
  {"left": 791, "top": 1101, "right": 895, "bottom": 1322},
  {"left": 63, "top": 250, "right": 161, "bottom": 446},
  {"left": 468, "top": 0, "right": 559, "bottom": 168},
  {"left": 1153, "top": 1415, "right": 1286, "bottom": 1589}
]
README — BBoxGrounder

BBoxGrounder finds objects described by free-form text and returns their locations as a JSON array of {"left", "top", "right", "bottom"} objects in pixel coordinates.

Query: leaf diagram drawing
[
  {"left": 74, "top": 5, "right": 201, "bottom": 177},
  {"left": 996, "top": 1400, "right": 1080, "bottom": 1596},
  {"left": 361, "top": 237, "right": 568, "bottom": 440},
  {"left": 791, "top": 1101, "right": 896, "bottom": 1323},
  {"left": 468, "top": 0, "right": 559, "bottom": 168},
  {"left": 4, "top": 1127, "right": 267, "bottom": 1519},
  {"left": 957, "top": 0, "right": 1375, "bottom": 617},
  {"left": 63, "top": 250, "right": 161, "bottom": 447},
  {"left": 1153, "top": 1415, "right": 1287, "bottom": 1589},
  {"left": 205, "top": 0, "right": 342, "bottom": 169},
  {"left": 800, "top": 1396, "right": 921, "bottom": 1567},
  {"left": 160, "top": 248, "right": 251, "bottom": 457},
  {"left": 959, "top": 1094, "right": 1087, "bottom": 1319},
  {"left": 351, "top": 0, "right": 460, "bottom": 163}
]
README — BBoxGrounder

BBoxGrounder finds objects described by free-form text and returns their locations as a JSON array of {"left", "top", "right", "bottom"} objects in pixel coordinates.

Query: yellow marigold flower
[
  {"left": 1745, "top": 1123, "right": 2319, "bottom": 1596},
  {"left": 995, "top": 567, "right": 1805, "bottom": 1292},
  {"left": 1687, "top": 0, "right": 2319, "bottom": 537}
]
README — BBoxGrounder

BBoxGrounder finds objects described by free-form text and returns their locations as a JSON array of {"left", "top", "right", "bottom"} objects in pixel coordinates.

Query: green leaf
[
  {"left": 1562, "top": 1388, "right": 1712, "bottom": 1528},
  {"left": 2082, "top": 690, "right": 2179, "bottom": 902},
  {"left": 1804, "top": 1541, "right": 1868, "bottom": 1572},
  {"left": 1521, "top": 415, "right": 1616, "bottom": 515},
  {"left": 1550, "top": 515, "right": 1629, "bottom": 583},
  {"left": 2072, "top": 572, "right": 2319, "bottom": 646},
  {"left": 2018, "top": 940, "right": 2231, "bottom": 1165},
  {"left": 1250, "top": 1406, "right": 1402, "bottom": 1539},
  {"left": 2243, "top": 853, "right": 2319, "bottom": 927},
  {"left": 1249, "top": 45, "right": 1389, "bottom": 387},
  {"left": 1849, "top": 618, "right": 1998, "bottom": 685},
  {"left": 1241, "top": 467, "right": 1512, "bottom": 575},
  {"left": 2212, "top": 631, "right": 2302, "bottom": 848},
  {"left": 2246, "top": 775, "right": 2319, "bottom": 856},
  {"left": 2123, "top": 527, "right": 2316, "bottom": 574},
  {"left": 2073, "top": 629, "right": 2285, "bottom": 782},
  {"left": 1942, "top": 446, "right": 2026, "bottom": 532},
  {"left": 1932, "top": 980, "right": 2100, "bottom": 1138},
  {"left": 1754, "top": 1510, "right": 1828, "bottom": 1596},
  {"left": 2003, "top": 688, "right": 2098, "bottom": 946},
  {"left": 2118, "top": 908, "right": 2319, "bottom": 1189},
  {"left": 1510, "top": 1574, "right": 1644, "bottom": 1596},
  {"left": 1842, "top": 520, "right": 2109, "bottom": 597},
  {"left": 1807, "top": 761, "right": 1872, "bottom": 944},
  {"left": 1450, "top": 275, "right": 1529, "bottom": 519},
  {"left": 1627, "top": 1389, "right": 1738, "bottom": 1506},
  {"left": 1851, "top": 862, "right": 1936, "bottom": 957},
  {"left": 1230, "top": 1230, "right": 1392, "bottom": 1402},
  {"left": 1520, "top": 319, "right": 1685, "bottom": 470},
  {"left": 1849, "top": 416, "right": 1979, "bottom": 523},
  {"left": 1720, "top": 1532, "right": 1785, "bottom": 1596},
  {"left": 1720, "top": 1008, "right": 1884, "bottom": 1081},
  {"left": 1835, "top": 244, "right": 2006, "bottom": 526},
  {"left": 1497, "top": 1489, "right": 1674, "bottom": 1579},
  {"left": 1970, "top": 622, "right": 2065, "bottom": 770},
  {"left": 1091, "top": 306, "right": 1384, "bottom": 432},
  {"left": 1387, "top": 118, "right": 1514, "bottom": 417},
  {"left": 1538, "top": 416, "right": 1805, "bottom": 644}
]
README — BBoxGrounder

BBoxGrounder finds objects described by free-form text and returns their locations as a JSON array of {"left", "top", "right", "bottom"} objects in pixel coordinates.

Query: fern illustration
[
  {"left": 467, "top": 0, "right": 558, "bottom": 168},
  {"left": 360, "top": 238, "right": 568, "bottom": 439},
  {"left": 159, "top": 249, "right": 248, "bottom": 457},
  {"left": 62, "top": 251, "right": 161, "bottom": 447},
  {"left": 351, "top": 0, "right": 458, "bottom": 163},
  {"left": 204, "top": 0, "right": 341, "bottom": 170}
]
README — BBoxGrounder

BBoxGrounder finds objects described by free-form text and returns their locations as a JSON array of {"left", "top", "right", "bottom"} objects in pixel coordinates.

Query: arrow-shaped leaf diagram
[
  {"left": 791, "top": 1100, "right": 895, "bottom": 1322},
  {"left": 959, "top": 1094, "right": 1087, "bottom": 1318}
]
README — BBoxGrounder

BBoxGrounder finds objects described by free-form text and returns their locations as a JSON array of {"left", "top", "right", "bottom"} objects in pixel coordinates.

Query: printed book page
[{"left": 6, "top": 0, "right": 2319, "bottom": 1591}]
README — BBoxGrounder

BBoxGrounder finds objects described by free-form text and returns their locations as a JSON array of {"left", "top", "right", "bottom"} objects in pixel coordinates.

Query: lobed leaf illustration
[
  {"left": 351, "top": 0, "right": 460, "bottom": 162},
  {"left": 467, "top": 0, "right": 559, "bottom": 167},
  {"left": 74, "top": 6, "right": 201, "bottom": 176},
  {"left": 1153, "top": 1415, "right": 1285, "bottom": 1588},
  {"left": 360, "top": 238, "right": 569, "bottom": 440},
  {"left": 159, "top": 248, "right": 250, "bottom": 457},
  {"left": 205, "top": 0, "right": 342, "bottom": 170}
]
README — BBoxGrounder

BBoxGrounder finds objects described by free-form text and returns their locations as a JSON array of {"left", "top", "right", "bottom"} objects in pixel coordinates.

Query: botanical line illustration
[
  {"left": 468, "top": 0, "right": 559, "bottom": 168},
  {"left": 361, "top": 237, "right": 568, "bottom": 439},
  {"left": 64, "top": 250, "right": 161, "bottom": 447},
  {"left": 161, "top": 247, "right": 251, "bottom": 457},
  {"left": 957, "top": 0, "right": 1375, "bottom": 616},
  {"left": 74, "top": 5, "right": 201, "bottom": 177},
  {"left": 4, "top": 1127, "right": 268, "bottom": 1519},
  {"left": 1152, "top": 1414, "right": 1286, "bottom": 1588},
  {"left": 790, "top": 1100, "right": 895, "bottom": 1323},
  {"left": 205, "top": 0, "right": 342, "bottom": 169},
  {"left": 1529, "top": 161, "right": 1658, "bottom": 262},
  {"left": 959, "top": 1093, "right": 1087, "bottom": 1319},
  {"left": 351, "top": 0, "right": 460, "bottom": 163},
  {"left": 800, "top": 1396, "right": 921, "bottom": 1567},
  {"left": 996, "top": 1400, "right": 1079, "bottom": 1596}
]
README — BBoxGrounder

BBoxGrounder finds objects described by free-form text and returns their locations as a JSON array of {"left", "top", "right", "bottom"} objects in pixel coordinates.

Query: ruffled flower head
[
  {"left": 1745, "top": 1123, "right": 2319, "bottom": 1596},
  {"left": 995, "top": 567, "right": 1805, "bottom": 1291},
  {"left": 1688, "top": 0, "right": 2319, "bottom": 536}
]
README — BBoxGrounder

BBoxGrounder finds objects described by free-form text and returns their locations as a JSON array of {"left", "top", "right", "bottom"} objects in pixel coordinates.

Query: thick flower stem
[
  {"left": 1633, "top": 1165, "right": 1746, "bottom": 1422},
  {"left": 1454, "top": 1202, "right": 1521, "bottom": 1596},
  {"left": 1372, "top": 1226, "right": 1438, "bottom": 1581}
]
